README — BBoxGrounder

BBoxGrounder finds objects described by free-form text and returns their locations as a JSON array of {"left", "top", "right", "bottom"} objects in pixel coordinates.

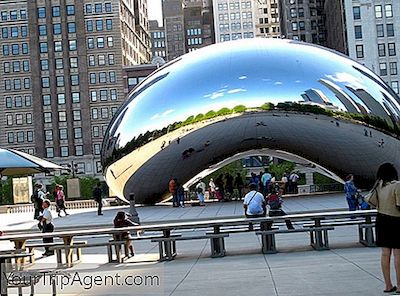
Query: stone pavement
[{"left": 1, "top": 192, "right": 394, "bottom": 296}]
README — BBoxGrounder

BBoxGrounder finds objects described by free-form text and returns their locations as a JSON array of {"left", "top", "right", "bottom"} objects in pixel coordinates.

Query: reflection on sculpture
[{"left": 101, "top": 38, "right": 400, "bottom": 204}]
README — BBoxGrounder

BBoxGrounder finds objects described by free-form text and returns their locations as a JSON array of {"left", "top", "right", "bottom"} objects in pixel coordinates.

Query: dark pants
[
  {"left": 172, "top": 192, "right": 178, "bottom": 207},
  {"left": 42, "top": 223, "right": 54, "bottom": 254},
  {"left": 269, "top": 209, "right": 294, "bottom": 229},
  {"left": 34, "top": 208, "right": 41, "bottom": 220},
  {"left": 97, "top": 199, "right": 103, "bottom": 215}
]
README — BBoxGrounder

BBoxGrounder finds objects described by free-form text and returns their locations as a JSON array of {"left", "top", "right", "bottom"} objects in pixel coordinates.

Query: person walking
[
  {"left": 344, "top": 174, "right": 359, "bottom": 211},
  {"left": 93, "top": 183, "right": 103, "bottom": 215},
  {"left": 169, "top": 178, "right": 178, "bottom": 207},
  {"left": 234, "top": 173, "right": 244, "bottom": 200},
  {"left": 366, "top": 163, "right": 400, "bottom": 294},
  {"left": 40, "top": 199, "right": 54, "bottom": 256},
  {"left": 243, "top": 183, "right": 266, "bottom": 218},
  {"left": 209, "top": 178, "right": 217, "bottom": 199},
  {"left": 32, "top": 184, "right": 44, "bottom": 220},
  {"left": 195, "top": 179, "right": 206, "bottom": 206},
  {"left": 55, "top": 185, "right": 69, "bottom": 217}
]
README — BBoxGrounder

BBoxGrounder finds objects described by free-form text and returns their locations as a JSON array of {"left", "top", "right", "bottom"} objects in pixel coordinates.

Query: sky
[{"left": 148, "top": 0, "right": 163, "bottom": 25}]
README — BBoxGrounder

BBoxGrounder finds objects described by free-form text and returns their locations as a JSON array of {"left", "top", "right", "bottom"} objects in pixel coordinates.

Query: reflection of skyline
[{"left": 107, "top": 39, "right": 400, "bottom": 148}]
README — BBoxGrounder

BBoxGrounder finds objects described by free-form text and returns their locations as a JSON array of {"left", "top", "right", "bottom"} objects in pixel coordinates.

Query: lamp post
[{"left": 66, "top": 161, "right": 79, "bottom": 178}]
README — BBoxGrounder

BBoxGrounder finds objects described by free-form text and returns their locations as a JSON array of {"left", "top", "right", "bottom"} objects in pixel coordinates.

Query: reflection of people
[
  {"left": 113, "top": 211, "right": 139, "bottom": 257},
  {"left": 40, "top": 199, "right": 54, "bottom": 256},
  {"left": 366, "top": 163, "right": 400, "bottom": 294},
  {"left": 234, "top": 173, "right": 244, "bottom": 200},
  {"left": 93, "top": 183, "right": 103, "bottom": 215},
  {"left": 344, "top": 174, "right": 359, "bottom": 211},
  {"left": 209, "top": 178, "right": 216, "bottom": 199},
  {"left": 243, "top": 183, "right": 266, "bottom": 218},
  {"left": 195, "top": 179, "right": 206, "bottom": 206}
]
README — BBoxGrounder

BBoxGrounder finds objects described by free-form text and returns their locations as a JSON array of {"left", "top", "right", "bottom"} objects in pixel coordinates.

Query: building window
[
  {"left": 43, "top": 95, "right": 51, "bottom": 106},
  {"left": 52, "top": 6, "right": 60, "bottom": 17},
  {"left": 71, "top": 75, "right": 79, "bottom": 86},
  {"left": 108, "top": 54, "right": 115, "bottom": 65},
  {"left": 22, "top": 43, "right": 28, "bottom": 54},
  {"left": 72, "top": 92, "right": 80, "bottom": 103},
  {"left": 69, "top": 40, "right": 77, "bottom": 51},
  {"left": 24, "top": 78, "right": 30, "bottom": 89},
  {"left": 66, "top": 5, "right": 75, "bottom": 15},
  {"left": 107, "top": 36, "right": 113, "bottom": 47},
  {"left": 27, "top": 131, "right": 33, "bottom": 142},
  {"left": 90, "top": 91, "right": 97, "bottom": 101},
  {"left": 75, "top": 145, "right": 83, "bottom": 156},
  {"left": 3, "top": 44, "right": 9, "bottom": 56},
  {"left": 353, "top": 7, "right": 360, "bottom": 20},
  {"left": 89, "top": 73, "right": 96, "bottom": 84},
  {"left": 16, "top": 114, "right": 23, "bottom": 125},
  {"left": 99, "top": 72, "right": 107, "bottom": 83},
  {"left": 60, "top": 146, "right": 69, "bottom": 157},
  {"left": 86, "top": 20, "right": 93, "bottom": 32},
  {"left": 25, "top": 95, "right": 32, "bottom": 107},
  {"left": 387, "top": 24, "right": 394, "bottom": 37},
  {"left": 91, "top": 108, "right": 98, "bottom": 119},
  {"left": 46, "top": 148, "right": 54, "bottom": 158},
  {"left": 93, "top": 126, "right": 100, "bottom": 137},
  {"left": 59, "top": 129, "right": 68, "bottom": 140},
  {"left": 44, "top": 112, "right": 52, "bottom": 123},
  {"left": 26, "top": 113, "right": 32, "bottom": 124},
  {"left": 45, "top": 130, "right": 53, "bottom": 141},
  {"left": 57, "top": 93, "right": 66, "bottom": 104},
  {"left": 70, "top": 57, "right": 78, "bottom": 68},
  {"left": 16, "top": 131, "right": 24, "bottom": 142},
  {"left": 67, "top": 22, "right": 76, "bottom": 33},
  {"left": 376, "top": 24, "right": 384, "bottom": 37},
  {"left": 379, "top": 63, "right": 387, "bottom": 76},
  {"left": 105, "top": 3, "right": 112, "bottom": 12},
  {"left": 98, "top": 54, "right": 106, "bottom": 65},
  {"left": 40, "top": 42, "right": 48, "bottom": 53},
  {"left": 38, "top": 7, "right": 46, "bottom": 18},
  {"left": 23, "top": 61, "right": 29, "bottom": 71},
  {"left": 7, "top": 132, "right": 14, "bottom": 143},
  {"left": 97, "top": 37, "right": 104, "bottom": 48},
  {"left": 94, "top": 143, "right": 101, "bottom": 155},
  {"left": 41, "top": 59, "right": 49, "bottom": 70},
  {"left": 55, "top": 58, "right": 63, "bottom": 69},
  {"left": 74, "top": 127, "right": 82, "bottom": 139},
  {"left": 96, "top": 161, "right": 102, "bottom": 173},
  {"left": 85, "top": 4, "right": 92, "bottom": 14},
  {"left": 88, "top": 55, "right": 95, "bottom": 66},
  {"left": 388, "top": 43, "right": 396, "bottom": 56},
  {"left": 110, "top": 89, "right": 117, "bottom": 100},
  {"left": 15, "top": 96, "right": 22, "bottom": 107},
  {"left": 109, "top": 71, "right": 116, "bottom": 83},
  {"left": 58, "top": 111, "right": 67, "bottom": 122},
  {"left": 12, "top": 44, "right": 19, "bottom": 55},
  {"left": 100, "top": 89, "right": 107, "bottom": 100},
  {"left": 5, "top": 97, "right": 12, "bottom": 108},
  {"left": 385, "top": 4, "right": 392, "bottom": 18},
  {"left": 56, "top": 76, "right": 64, "bottom": 87},
  {"left": 53, "top": 23, "right": 61, "bottom": 35},
  {"left": 54, "top": 41, "right": 63, "bottom": 52},
  {"left": 391, "top": 81, "right": 399, "bottom": 94},
  {"left": 101, "top": 107, "right": 108, "bottom": 118},
  {"left": 6, "top": 114, "right": 13, "bottom": 125},
  {"left": 106, "top": 19, "right": 113, "bottom": 30},
  {"left": 20, "top": 10, "right": 27, "bottom": 20},
  {"left": 375, "top": 5, "right": 382, "bottom": 18},
  {"left": 38, "top": 25, "right": 47, "bottom": 36},
  {"left": 73, "top": 110, "right": 81, "bottom": 121},
  {"left": 95, "top": 3, "right": 102, "bottom": 13},
  {"left": 3, "top": 62, "right": 11, "bottom": 73},
  {"left": 96, "top": 19, "right": 103, "bottom": 31},
  {"left": 378, "top": 43, "right": 385, "bottom": 57},
  {"left": 389, "top": 62, "right": 398, "bottom": 75},
  {"left": 354, "top": 26, "right": 362, "bottom": 39}
]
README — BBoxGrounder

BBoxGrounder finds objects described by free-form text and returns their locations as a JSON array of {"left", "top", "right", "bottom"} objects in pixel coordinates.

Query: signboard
[
  {"left": 12, "top": 176, "right": 33, "bottom": 204},
  {"left": 66, "top": 178, "right": 81, "bottom": 199}
]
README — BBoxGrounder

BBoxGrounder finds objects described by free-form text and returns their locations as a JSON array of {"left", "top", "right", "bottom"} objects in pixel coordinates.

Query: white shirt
[
  {"left": 38, "top": 190, "right": 46, "bottom": 201},
  {"left": 196, "top": 182, "right": 206, "bottom": 193},
  {"left": 209, "top": 180, "right": 216, "bottom": 191},
  {"left": 281, "top": 176, "right": 288, "bottom": 183},
  {"left": 290, "top": 174, "right": 299, "bottom": 182},
  {"left": 243, "top": 190, "right": 265, "bottom": 215},
  {"left": 42, "top": 208, "right": 53, "bottom": 224}
]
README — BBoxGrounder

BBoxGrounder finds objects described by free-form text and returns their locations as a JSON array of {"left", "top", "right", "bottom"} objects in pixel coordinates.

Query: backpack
[{"left": 267, "top": 194, "right": 281, "bottom": 210}]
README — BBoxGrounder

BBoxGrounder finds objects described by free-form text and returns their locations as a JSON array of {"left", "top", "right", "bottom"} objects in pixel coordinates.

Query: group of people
[
  {"left": 207, "top": 173, "right": 245, "bottom": 202},
  {"left": 345, "top": 164, "right": 400, "bottom": 294},
  {"left": 169, "top": 178, "right": 185, "bottom": 207},
  {"left": 32, "top": 183, "right": 68, "bottom": 220}
]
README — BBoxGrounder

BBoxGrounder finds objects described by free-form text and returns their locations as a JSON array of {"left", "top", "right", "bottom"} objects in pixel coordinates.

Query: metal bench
[
  {"left": 151, "top": 233, "right": 229, "bottom": 261},
  {"left": 47, "top": 241, "right": 87, "bottom": 267},
  {"left": 303, "top": 219, "right": 376, "bottom": 247},
  {"left": 256, "top": 226, "right": 334, "bottom": 254}
]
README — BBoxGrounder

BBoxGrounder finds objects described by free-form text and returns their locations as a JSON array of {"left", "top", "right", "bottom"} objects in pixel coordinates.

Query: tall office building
[
  {"left": 162, "top": 0, "right": 214, "bottom": 61},
  {"left": 279, "top": 0, "right": 326, "bottom": 45},
  {"left": 325, "top": 0, "right": 399, "bottom": 95},
  {"left": 213, "top": 0, "right": 256, "bottom": 42},
  {"left": 149, "top": 20, "right": 167, "bottom": 61},
  {"left": 0, "top": 0, "right": 150, "bottom": 176},
  {"left": 255, "top": 0, "right": 281, "bottom": 38}
]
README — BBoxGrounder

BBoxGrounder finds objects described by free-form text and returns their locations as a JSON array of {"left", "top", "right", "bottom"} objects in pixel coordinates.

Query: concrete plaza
[{"left": 0, "top": 193, "right": 393, "bottom": 295}]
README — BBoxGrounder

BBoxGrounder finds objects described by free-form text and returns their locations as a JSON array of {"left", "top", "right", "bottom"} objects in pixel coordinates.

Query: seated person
[
  {"left": 113, "top": 211, "right": 139, "bottom": 257},
  {"left": 243, "top": 183, "right": 266, "bottom": 218},
  {"left": 266, "top": 188, "right": 294, "bottom": 229}
]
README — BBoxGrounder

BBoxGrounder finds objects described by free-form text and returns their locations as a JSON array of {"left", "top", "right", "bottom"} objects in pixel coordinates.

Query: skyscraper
[
  {"left": 0, "top": 0, "right": 150, "bottom": 176},
  {"left": 325, "top": 0, "right": 399, "bottom": 95}
]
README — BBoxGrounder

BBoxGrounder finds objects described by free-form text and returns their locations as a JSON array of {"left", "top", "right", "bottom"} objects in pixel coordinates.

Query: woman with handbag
[
  {"left": 366, "top": 163, "right": 400, "bottom": 294},
  {"left": 344, "top": 174, "right": 360, "bottom": 211}
]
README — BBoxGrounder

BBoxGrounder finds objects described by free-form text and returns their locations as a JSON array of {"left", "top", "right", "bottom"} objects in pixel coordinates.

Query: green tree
[
  {"left": 233, "top": 105, "right": 246, "bottom": 113},
  {"left": 268, "top": 161, "right": 296, "bottom": 180}
]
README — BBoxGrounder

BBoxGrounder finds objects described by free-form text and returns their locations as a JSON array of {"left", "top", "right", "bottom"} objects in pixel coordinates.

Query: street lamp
[{"left": 66, "top": 161, "right": 79, "bottom": 178}]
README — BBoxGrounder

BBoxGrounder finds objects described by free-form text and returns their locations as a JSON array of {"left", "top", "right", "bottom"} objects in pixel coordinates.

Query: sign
[
  {"left": 67, "top": 178, "right": 81, "bottom": 199},
  {"left": 12, "top": 176, "right": 33, "bottom": 204}
]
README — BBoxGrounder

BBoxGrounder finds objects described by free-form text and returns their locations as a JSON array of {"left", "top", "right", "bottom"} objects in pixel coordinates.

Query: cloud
[
  {"left": 227, "top": 88, "right": 246, "bottom": 94},
  {"left": 150, "top": 109, "right": 175, "bottom": 120}
]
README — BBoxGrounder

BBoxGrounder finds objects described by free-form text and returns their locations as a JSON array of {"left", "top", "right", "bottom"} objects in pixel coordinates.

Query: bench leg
[
  {"left": 163, "top": 241, "right": 174, "bottom": 261},
  {"left": 76, "top": 247, "right": 82, "bottom": 261},
  {"left": 310, "top": 230, "right": 330, "bottom": 250},
  {"left": 260, "top": 234, "right": 277, "bottom": 254},
  {"left": 115, "top": 244, "right": 122, "bottom": 263},
  {"left": 210, "top": 237, "right": 226, "bottom": 257},
  {"left": 56, "top": 249, "right": 63, "bottom": 267},
  {"left": 359, "top": 225, "right": 376, "bottom": 247},
  {"left": 28, "top": 247, "right": 35, "bottom": 264}
]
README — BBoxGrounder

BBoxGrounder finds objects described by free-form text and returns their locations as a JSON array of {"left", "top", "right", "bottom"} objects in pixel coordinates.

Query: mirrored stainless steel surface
[{"left": 101, "top": 39, "right": 400, "bottom": 204}]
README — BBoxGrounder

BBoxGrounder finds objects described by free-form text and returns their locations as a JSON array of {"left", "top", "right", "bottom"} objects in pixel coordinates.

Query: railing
[
  {"left": 310, "top": 183, "right": 343, "bottom": 193},
  {"left": 3, "top": 198, "right": 115, "bottom": 214}
]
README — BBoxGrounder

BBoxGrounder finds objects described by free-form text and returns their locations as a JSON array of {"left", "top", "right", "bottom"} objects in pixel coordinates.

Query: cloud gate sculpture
[{"left": 101, "top": 39, "right": 400, "bottom": 204}]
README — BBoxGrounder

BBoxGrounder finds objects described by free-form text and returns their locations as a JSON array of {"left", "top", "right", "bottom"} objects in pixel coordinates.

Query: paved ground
[{"left": 1, "top": 193, "right": 396, "bottom": 296}]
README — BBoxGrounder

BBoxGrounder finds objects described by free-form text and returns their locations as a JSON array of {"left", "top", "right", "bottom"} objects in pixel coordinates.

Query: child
[{"left": 113, "top": 211, "right": 139, "bottom": 257}]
